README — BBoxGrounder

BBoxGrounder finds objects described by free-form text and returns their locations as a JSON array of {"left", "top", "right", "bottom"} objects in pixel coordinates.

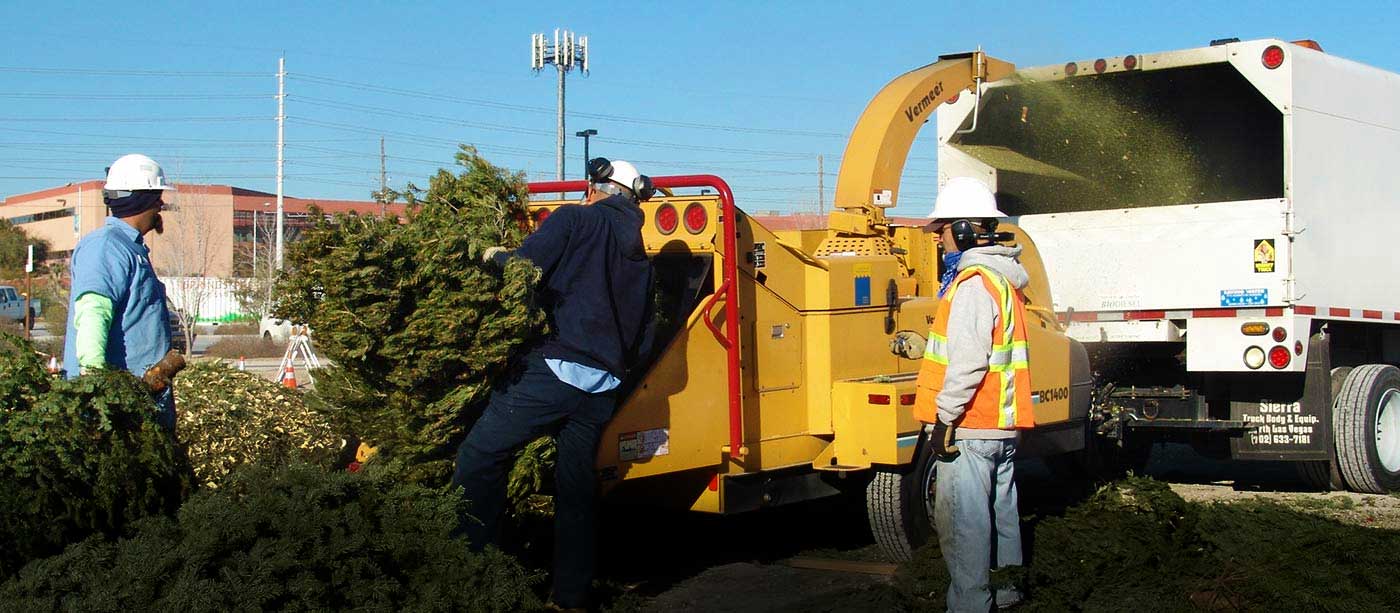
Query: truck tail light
[
  {"left": 1295, "top": 340, "right": 1304, "bottom": 355},
  {"left": 1241, "top": 322, "right": 1269, "bottom": 336},
  {"left": 868, "top": 394, "right": 891, "bottom": 405},
  {"left": 1123, "top": 54, "right": 1138, "bottom": 70},
  {"left": 946, "top": 92, "right": 960, "bottom": 104},
  {"left": 1262, "top": 45, "right": 1285, "bottom": 69},
  {"left": 1269, "top": 345, "right": 1291, "bottom": 369},
  {"left": 1093, "top": 59, "right": 1107, "bottom": 74},
  {"left": 1244, "top": 346, "right": 1266, "bottom": 369},
  {"left": 1272, "top": 327, "right": 1287, "bottom": 342},
  {"left": 899, "top": 393, "right": 916, "bottom": 406},
  {"left": 683, "top": 202, "right": 708, "bottom": 234},
  {"left": 655, "top": 203, "right": 678, "bottom": 235},
  {"left": 1064, "top": 62, "right": 1079, "bottom": 76}
]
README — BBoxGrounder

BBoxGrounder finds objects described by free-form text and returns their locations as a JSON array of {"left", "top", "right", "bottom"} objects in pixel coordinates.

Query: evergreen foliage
[
  {"left": 0, "top": 334, "right": 190, "bottom": 577},
  {"left": 275, "top": 146, "right": 550, "bottom": 490},
  {"left": 0, "top": 464, "right": 542, "bottom": 612}
]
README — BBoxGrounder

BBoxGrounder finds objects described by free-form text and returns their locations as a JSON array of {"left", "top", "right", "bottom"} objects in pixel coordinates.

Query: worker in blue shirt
[
  {"left": 62, "top": 153, "right": 176, "bottom": 429},
  {"left": 453, "top": 158, "right": 655, "bottom": 611}
]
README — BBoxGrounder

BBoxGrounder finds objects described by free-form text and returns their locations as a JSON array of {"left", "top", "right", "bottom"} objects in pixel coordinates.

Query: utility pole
[
  {"left": 379, "top": 136, "right": 387, "bottom": 216},
  {"left": 275, "top": 56, "right": 286, "bottom": 270},
  {"left": 817, "top": 154, "right": 825, "bottom": 215},
  {"left": 531, "top": 29, "right": 590, "bottom": 182}
]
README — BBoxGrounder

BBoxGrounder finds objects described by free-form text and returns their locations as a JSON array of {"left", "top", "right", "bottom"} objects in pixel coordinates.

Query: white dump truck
[{"left": 936, "top": 38, "right": 1400, "bottom": 493}]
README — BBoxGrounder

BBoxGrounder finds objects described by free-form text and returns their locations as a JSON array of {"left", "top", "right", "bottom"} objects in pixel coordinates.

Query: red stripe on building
[
  {"left": 1265, "top": 308, "right": 1285, "bottom": 317},
  {"left": 1394, "top": 312, "right": 1400, "bottom": 321},
  {"left": 1363, "top": 310, "right": 1384, "bottom": 320},
  {"left": 1068, "top": 312, "right": 1099, "bottom": 322},
  {"left": 1193, "top": 309, "right": 1238, "bottom": 318},
  {"left": 1125, "top": 310, "right": 1166, "bottom": 320},
  {"left": 1329, "top": 307, "right": 1352, "bottom": 317},
  {"left": 1296, "top": 305, "right": 1317, "bottom": 315}
]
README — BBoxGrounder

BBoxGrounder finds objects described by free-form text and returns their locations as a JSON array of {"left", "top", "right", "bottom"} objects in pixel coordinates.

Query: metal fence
[{"left": 163, "top": 277, "right": 254, "bottom": 323}]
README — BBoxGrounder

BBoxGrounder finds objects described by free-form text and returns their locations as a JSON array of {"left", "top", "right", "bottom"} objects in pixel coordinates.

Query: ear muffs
[
  {"left": 632, "top": 175, "right": 656, "bottom": 202},
  {"left": 587, "top": 157, "right": 613, "bottom": 183},
  {"left": 950, "top": 219, "right": 978, "bottom": 252},
  {"left": 949, "top": 218, "right": 1009, "bottom": 251}
]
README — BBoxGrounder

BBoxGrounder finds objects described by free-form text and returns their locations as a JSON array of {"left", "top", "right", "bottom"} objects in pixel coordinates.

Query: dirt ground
[{"left": 606, "top": 443, "right": 1400, "bottom": 612}]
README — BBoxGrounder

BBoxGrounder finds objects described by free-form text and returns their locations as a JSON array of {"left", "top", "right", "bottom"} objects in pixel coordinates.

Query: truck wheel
[
  {"left": 1295, "top": 367, "right": 1352, "bottom": 491},
  {"left": 866, "top": 438, "right": 936, "bottom": 562},
  {"left": 1333, "top": 364, "right": 1400, "bottom": 493}
]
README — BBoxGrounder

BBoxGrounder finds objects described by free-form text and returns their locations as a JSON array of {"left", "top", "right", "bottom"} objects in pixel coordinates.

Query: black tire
[
  {"left": 1333, "top": 364, "right": 1400, "bottom": 494},
  {"left": 1295, "top": 367, "right": 1352, "bottom": 491},
  {"left": 866, "top": 435, "right": 937, "bottom": 562}
]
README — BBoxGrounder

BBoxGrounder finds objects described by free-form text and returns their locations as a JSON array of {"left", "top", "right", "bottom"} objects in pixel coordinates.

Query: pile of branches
[{"left": 0, "top": 334, "right": 190, "bottom": 576}]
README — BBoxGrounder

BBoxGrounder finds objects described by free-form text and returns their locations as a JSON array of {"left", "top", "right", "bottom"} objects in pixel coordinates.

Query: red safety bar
[{"left": 526, "top": 176, "right": 745, "bottom": 459}]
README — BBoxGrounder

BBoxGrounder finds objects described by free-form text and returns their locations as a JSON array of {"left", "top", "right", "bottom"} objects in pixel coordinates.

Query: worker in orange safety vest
[{"left": 906, "top": 176, "right": 1035, "bottom": 612}]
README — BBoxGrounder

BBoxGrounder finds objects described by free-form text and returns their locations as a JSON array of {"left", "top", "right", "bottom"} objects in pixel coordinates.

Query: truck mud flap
[{"left": 1229, "top": 332, "right": 1332, "bottom": 461}]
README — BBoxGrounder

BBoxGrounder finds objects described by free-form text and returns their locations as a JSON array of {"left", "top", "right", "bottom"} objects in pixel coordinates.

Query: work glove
[
  {"left": 481, "top": 246, "right": 508, "bottom": 264},
  {"left": 890, "top": 330, "right": 927, "bottom": 360},
  {"left": 924, "top": 421, "right": 960, "bottom": 461},
  {"left": 141, "top": 350, "right": 187, "bottom": 396}
]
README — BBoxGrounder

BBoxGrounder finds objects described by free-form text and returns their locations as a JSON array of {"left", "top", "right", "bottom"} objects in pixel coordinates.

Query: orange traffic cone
[
  {"left": 282, "top": 364, "right": 298, "bottom": 389},
  {"left": 47, "top": 356, "right": 59, "bottom": 375}
]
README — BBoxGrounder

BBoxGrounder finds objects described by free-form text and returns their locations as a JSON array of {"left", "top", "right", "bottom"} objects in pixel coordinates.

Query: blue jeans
[
  {"left": 451, "top": 352, "right": 617, "bottom": 608},
  {"left": 934, "top": 438, "right": 1023, "bottom": 613}
]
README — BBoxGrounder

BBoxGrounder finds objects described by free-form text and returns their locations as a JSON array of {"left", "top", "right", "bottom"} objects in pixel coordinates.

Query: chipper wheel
[
  {"left": 866, "top": 435, "right": 936, "bottom": 562},
  {"left": 1333, "top": 364, "right": 1400, "bottom": 493}
]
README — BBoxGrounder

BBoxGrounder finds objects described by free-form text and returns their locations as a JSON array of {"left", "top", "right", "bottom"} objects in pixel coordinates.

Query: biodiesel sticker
[
  {"left": 619, "top": 428, "right": 670, "bottom": 462},
  {"left": 1221, "top": 288, "right": 1268, "bottom": 307},
  {"left": 1254, "top": 239, "right": 1276, "bottom": 273}
]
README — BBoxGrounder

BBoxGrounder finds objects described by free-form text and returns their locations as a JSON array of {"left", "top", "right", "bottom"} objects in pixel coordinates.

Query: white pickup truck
[{"left": 936, "top": 38, "right": 1400, "bottom": 493}]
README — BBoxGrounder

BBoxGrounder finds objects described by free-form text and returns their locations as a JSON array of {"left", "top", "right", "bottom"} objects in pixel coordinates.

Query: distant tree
[{"left": 0, "top": 219, "right": 50, "bottom": 278}]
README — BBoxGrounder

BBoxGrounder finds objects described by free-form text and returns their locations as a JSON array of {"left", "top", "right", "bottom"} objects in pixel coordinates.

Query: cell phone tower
[{"left": 531, "top": 29, "right": 590, "bottom": 182}]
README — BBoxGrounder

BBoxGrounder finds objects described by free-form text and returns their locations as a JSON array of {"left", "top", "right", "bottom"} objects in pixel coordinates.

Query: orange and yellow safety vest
[{"left": 912, "top": 265, "right": 1035, "bottom": 430}]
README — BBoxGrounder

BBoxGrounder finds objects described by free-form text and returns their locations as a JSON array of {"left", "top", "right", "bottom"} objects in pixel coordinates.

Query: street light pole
[{"left": 575, "top": 129, "right": 597, "bottom": 179}]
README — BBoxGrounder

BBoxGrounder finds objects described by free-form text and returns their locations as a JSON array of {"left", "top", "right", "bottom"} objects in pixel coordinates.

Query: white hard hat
[
  {"left": 104, "top": 153, "right": 174, "bottom": 192},
  {"left": 927, "top": 176, "right": 1006, "bottom": 219},
  {"left": 606, "top": 160, "right": 642, "bottom": 195}
]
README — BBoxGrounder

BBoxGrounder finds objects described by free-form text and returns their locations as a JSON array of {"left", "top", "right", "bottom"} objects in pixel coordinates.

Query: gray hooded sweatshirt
[{"left": 935, "top": 244, "right": 1031, "bottom": 440}]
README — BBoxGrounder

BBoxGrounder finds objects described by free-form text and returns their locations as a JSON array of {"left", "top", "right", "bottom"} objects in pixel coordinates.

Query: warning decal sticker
[
  {"left": 1253, "top": 239, "right": 1276, "bottom": 273},
  {"left": 619, "top": 428, "right": 670, "bottom": 462}
]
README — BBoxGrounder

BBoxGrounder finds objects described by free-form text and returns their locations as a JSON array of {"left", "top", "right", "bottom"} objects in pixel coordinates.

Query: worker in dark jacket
[{"left": 453, "top": 158, "right": 654, "bottom": 610}]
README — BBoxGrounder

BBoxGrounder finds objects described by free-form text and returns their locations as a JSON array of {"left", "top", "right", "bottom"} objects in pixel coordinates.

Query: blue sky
[{"left": 3, "top": 1, "right": 1398, "bottom": 215}]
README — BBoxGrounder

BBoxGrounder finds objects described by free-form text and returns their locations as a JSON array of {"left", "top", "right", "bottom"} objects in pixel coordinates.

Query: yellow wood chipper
[{"left": 526, "top": 51, "right": 1094, "bottom": 560}]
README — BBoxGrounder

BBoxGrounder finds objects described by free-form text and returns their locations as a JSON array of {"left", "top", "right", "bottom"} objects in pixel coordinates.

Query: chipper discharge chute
[{"left": 524, "top": 51, "right": 1095, "bottom": 561}]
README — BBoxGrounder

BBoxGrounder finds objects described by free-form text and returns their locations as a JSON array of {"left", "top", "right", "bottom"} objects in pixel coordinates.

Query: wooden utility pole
[{"left": 379, "top": 137, "right": 387, "bottom": 216}]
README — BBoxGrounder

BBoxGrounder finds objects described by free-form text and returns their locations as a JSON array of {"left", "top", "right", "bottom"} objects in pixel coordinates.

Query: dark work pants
[{"left": 451, "top": 352, "right": 617, "bottom": 608}]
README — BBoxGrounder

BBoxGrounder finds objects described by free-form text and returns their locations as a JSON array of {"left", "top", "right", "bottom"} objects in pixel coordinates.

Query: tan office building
[{"left": 1, "top": 181, "right": 404, "bottom": 278}]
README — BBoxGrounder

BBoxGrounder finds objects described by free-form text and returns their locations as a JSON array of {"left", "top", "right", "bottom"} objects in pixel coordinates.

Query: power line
[
  {"left": 0, "top": 116, "right": 267, "bottom": 123},
  {"left": 289, "top": 71, "right": 847, "bottom": 138},
  {"left": 0, "top": 93, "right": 271, "bottom": 100},
  {"left": 291, "top": 96, "right": 553, "bottom": 136},
  {"left": 0, "top": 66, "right": 268, "bottom": 77}
]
